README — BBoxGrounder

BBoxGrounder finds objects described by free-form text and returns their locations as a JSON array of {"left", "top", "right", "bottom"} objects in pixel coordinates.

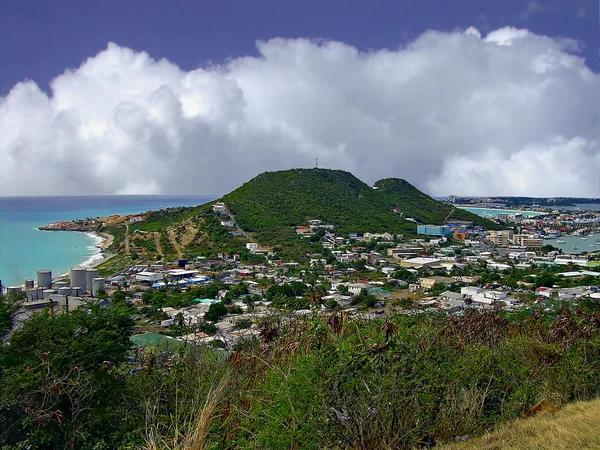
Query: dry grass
[
  {"left": 143, "top": 374, "right": 230, "bottom": 450},
  {"left": 441, "top": 397, "right": 600, "bottom": 450}
]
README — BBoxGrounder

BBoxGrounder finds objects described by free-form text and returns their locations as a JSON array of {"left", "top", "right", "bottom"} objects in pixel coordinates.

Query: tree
[
  {"left": 0, "top": 303, "right": 133, "bottom": 448},
  {"left": 0, "top": 291, "right": 23, "bottom": 335},
  {"left": 204, "top": 302, "right": 228, "bottom": 322},
  {"left": 325, "top": 299, "right": 341, "bottom": 311},
  {"left": 351, "top": 289, "right": 378, "bottom": 308},
  {"left": 111, "top": 290, "right": 127, "bottom": 303}
]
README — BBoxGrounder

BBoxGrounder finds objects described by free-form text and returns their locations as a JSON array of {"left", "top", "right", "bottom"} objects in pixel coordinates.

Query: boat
[
  {"left": 573, "top": 246, "right": 579, "bottom": 250},
  {"left": 557, "top": 240, "right": 566, "bottom": 244},
  {"left": 590, "top": 244, "right": 596, "bottom": 247},
  {"left": 581, "top": 237, "right": 587, "bottom": 240}
]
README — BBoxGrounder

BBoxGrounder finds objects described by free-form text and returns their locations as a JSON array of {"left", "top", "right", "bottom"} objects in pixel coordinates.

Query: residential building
[
  {"left": 419, "top": 276, "right": 454, "bottom": 290},
  {"left": 399, "top": 257, "right": 441, "bottom": 269},
  {"left": 488, "top": 230, "right": 514, "bottom": 246},
  {"left": 513, "top": 234, "right": 543, "bottom": 249},
  {"left": 363, "top": 232, "right": 394, "bottom": 241}
]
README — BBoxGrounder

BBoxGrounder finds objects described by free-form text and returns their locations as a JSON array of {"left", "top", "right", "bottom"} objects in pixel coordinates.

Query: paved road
[{"left": 222, "top": 205, "right": 253, "bottom": 240}]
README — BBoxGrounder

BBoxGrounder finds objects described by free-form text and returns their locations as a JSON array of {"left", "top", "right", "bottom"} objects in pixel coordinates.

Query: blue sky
[
  {"left": 0, "top": 0, "right": 598, "bottom": 197},
  {"left": 1, "top": 0, "right": 596, "bottom": 95}
]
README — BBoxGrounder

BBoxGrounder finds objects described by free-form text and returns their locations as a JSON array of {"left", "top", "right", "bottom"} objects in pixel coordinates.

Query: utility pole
[{"left": 315, "top": 158, "right": 318, "bottom": 168}]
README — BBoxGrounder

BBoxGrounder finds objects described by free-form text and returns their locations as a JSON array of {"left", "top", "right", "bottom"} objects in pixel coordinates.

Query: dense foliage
[
  {"left": 219, "top": 169, "right": 499, "bottom": 235},
  {"left": 0, "top": 303, "right": 134, "bottom": 448}
]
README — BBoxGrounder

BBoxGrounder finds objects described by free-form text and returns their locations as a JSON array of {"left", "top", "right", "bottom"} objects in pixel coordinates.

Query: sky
[{"left": 0, "top": 0, "right": 598, "bottom": 197}]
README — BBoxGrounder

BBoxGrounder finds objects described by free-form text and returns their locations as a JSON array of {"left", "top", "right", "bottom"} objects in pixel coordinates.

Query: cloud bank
[{"left": 0, "top": 27, "right": 598, "bottom": 197}]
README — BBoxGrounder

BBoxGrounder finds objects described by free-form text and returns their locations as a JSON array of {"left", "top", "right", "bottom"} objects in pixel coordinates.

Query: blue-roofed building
[{"left": 417, "top": 225, "right": 453, "bottom": 237}]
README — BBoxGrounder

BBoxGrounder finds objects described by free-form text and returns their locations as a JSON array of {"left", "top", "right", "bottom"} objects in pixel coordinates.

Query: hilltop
[{"left": 218, "top": 168, "right": 496, "bottom": 234}]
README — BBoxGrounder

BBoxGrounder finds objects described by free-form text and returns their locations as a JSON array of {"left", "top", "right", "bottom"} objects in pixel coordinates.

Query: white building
[{"left": 136, "top": 271, "right": 163, "bottom": 283}]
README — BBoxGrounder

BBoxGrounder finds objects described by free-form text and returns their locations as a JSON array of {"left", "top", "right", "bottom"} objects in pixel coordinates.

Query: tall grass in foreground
[{"left": 134, "top": 304, "right": 600, "bottom": 449}]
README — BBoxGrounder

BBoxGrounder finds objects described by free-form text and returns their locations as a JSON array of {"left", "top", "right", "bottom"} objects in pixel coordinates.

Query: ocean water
[
  {"left": 0, "top": 195, "right": 217, "bottom": 287},
  {"left": 543, "top": 234, "right": 600, "bottom": 255},
  {"left": 457, "top": 207, "right": 543, "bottom": 218}
]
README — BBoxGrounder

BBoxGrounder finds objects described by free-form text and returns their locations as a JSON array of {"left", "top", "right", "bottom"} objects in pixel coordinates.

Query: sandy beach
[{"left": 99, "top": 232, "right": 114, "bottom": 250}]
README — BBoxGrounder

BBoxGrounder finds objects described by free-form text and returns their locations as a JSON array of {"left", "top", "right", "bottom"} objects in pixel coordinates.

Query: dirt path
[
  {"left": 124, "top": 223, "right": 130, "bottom": 255},
  {"left": 153, "top": 232, "right": 163, "bottom": 258},
  {"left": 168, "top": 229, "right": 183, "bottom": 258}
]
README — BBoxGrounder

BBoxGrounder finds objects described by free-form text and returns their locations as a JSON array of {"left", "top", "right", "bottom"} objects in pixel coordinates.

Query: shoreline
[{"left": 52, "top": 230, "right": 116, "bottom": 281}]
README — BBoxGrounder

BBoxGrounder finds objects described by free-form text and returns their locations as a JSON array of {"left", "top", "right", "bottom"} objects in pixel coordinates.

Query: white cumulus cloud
[{"left": 0, "top": 27, "right": 598, "bottom": 197}]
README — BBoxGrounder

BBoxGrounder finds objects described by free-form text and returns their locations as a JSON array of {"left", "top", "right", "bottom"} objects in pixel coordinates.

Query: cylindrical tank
[
  {"left": 70, "top": 268, "right": 87, "bottom": 292},
  {"left": 178, "top": 259, "right": 188, "bottom": 268},
  {"left": 37, "top": 270, "right": 53, "bottom": 289},
  {"left": 71, "top": 287, "right": 81, "bottom": 297},
  {"left": 24, "top": 279, "right": 35, "bottom": 290},
  {"left": 86, "top": 269, "right": 99, "bottom": 291},
  {"left": 92, "top": 278, "right": 106, "bottom": 297},
  {"left": 54, "top": 281, "right": 69, "bottom": 289},
  {"left": 26, "top": 289, "right": 39, "bottom": 301},
  {"left": 42, "top": 289, "right": 55, "bottom": 299},
  {"left": 57, "top": 287, "right": 71, "bottom": 295},
  {"left": 7, "top": 286, "right": 22, "bottom": 293}
]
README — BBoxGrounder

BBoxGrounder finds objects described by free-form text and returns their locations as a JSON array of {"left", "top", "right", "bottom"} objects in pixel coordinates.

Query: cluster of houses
[{"left": 111, "top": 206, "right": 600, "bottom": 349}]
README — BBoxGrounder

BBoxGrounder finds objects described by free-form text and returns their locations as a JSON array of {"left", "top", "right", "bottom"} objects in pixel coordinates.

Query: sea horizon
[{"left": 0, "top": 195, "right": 218, "bottom": 287}]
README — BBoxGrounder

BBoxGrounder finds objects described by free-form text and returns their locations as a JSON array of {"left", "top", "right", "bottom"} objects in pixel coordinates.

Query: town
[{"left": 6, "top": 201, "right": 600, "bottom": 353}]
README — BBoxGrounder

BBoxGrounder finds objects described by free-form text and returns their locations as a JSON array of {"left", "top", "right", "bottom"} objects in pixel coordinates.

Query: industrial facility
[{"left": 1, "top": 266, "right": 109, "bottom": 306}]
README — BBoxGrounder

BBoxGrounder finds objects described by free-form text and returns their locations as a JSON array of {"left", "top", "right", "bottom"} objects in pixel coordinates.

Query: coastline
[
  {"left": 52, "top": 231, "right": 116, "bottom": 281},
  {"left": 81, "top": 231, "right": 116, "bottom": 269}
]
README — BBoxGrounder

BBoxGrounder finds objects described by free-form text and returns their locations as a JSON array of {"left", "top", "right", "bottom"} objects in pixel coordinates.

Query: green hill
[
  {"left": 125, "top": 168, "right": 498, "bottom": 262},
  {"left": 219, "top": 168, "right": 497, "bottom": 234}
]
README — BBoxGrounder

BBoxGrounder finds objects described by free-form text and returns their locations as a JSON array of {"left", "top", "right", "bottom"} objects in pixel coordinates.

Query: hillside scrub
[{"left": 2, "top": 302, "right": 600, "bottom": 448}]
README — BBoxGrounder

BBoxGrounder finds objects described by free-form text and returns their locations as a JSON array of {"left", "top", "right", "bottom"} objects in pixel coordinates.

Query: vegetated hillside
[
  {"left": 127, "top": 168, "right": 498, "bottom": 262},
  {"left": 219, "top": 168, "right": 498, "bottom": 234},
  {"left": 373, "top": 178, "right": 498, "bottom": 229}
]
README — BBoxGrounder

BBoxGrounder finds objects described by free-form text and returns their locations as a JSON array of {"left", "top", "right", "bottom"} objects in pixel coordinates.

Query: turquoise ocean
[
  {"left": 0, "top": 195, "right": 217, "bottom": 288},
  {"left": 456, "top": 207, "right": 543, "bottom": 218}
]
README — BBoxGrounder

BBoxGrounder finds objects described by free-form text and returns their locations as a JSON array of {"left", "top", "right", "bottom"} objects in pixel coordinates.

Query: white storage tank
[
  {"left": 92, "top": 278, "right": 105, "bottom": 297},
  {"left": 37, "top": 270, "right": 53, "bottom": 289},
  {"left": 86, "top": 269, "right": 99, "bottom": 291},
  {"left": 53, "top": 281, "right": 69, "bottom": 289},
  {"left": 24, "top": 279, "right": 35, "bottom": 290},
  {"left": 26, "top": 289, "right": 39, "bottom": 300},
  {"left": 57, "top": 287, "right": 71, "bottom": 295},
  {"left": 43, "top": 289, "right": 55, "bottom": 299},
  {"left": 70, "top": 268, "right": 87, "bottom": 293},
  {"left": 7, "top": 286, "right": 23, "bottom": 293},
  {"left": 71, "top": 287, "right": 81, "bottom": 297}
]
